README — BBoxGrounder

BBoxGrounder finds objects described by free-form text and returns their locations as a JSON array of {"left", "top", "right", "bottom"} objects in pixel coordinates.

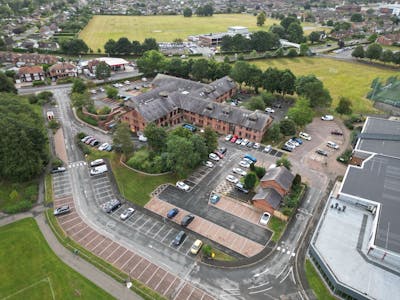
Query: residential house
[
  {"left": 252, "top": 166, "right": 294, "bottom": 213},
  {"left": 376, "top": 33, "right": 400, "bottom": 46},
  {"left": 18, "top": 65, "right": 45, "bottom": 82},
  {"left": 0, "top": 52, "right": 58, "bottom": 65},
  {"left": 49, "top": 62, "right": 77, "bottom": 80}
]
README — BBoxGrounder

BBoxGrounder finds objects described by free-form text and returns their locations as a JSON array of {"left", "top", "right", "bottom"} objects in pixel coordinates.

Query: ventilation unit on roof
[
  {"left": 181, "top": 91, "right": 189, "bottom": 95},
  {"left": 159, "top": 91, "right": 168, "bottom": 97},
  {"left": 248, "top": 112, "right": 258, "bottom": 121},
  {"left": 206, "top": 103, "right": 214, "bottom": 111}
]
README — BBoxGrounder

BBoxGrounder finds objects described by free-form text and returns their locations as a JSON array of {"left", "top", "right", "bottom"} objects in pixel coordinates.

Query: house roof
[
  {"left": 252, "top": 188, "right": 282, "bottom": 209},
  {"left": 49, "top": 62, "right": 76, "bottom": 71},
  {"left": 261, "top": 166, "right": 294, "bottom": 191},
  {"left": 18, "top": 65, "right": 43, "bottom": 75}
]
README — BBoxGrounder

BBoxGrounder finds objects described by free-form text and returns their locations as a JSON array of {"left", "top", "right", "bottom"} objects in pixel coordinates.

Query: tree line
[
  {"left": 220, "top": 31, "right": 280, "bottom": 52},
  {"left": 104, "top": 37, "right": 159, "bottom": 56},
  {"left": 352, "top": 43, "right": 400, "bottom": 65}
]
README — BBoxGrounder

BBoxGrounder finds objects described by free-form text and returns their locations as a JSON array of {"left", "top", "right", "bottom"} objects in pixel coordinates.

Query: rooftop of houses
[
  {"left": 253, "top": 188, "right": 282, "bottom": 209},
  {"left": 260, "top": 166, "right": 295, "bottom": 192},
  {"left": 18, "top": 65, "right": 43, "bottom": 75}
]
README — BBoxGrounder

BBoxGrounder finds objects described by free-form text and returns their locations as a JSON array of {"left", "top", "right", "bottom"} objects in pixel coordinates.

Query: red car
[
  {"left": 230, "top": 135, "right": 238, "bottom": 143},
  {"left": 214, "top": 151, "right": 224, "bottom": 159}
]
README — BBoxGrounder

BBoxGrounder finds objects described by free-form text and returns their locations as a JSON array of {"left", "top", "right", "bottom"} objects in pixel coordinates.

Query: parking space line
[
  {"left": 98, "top": 241, "right": 113, "bottom": 256},
  {"left": 151, "top": 224, "right": 166, "bottom": 239},
  {"left": 164, "top": 277, "right": 178, "bottom": 296},
  {"left": 137, "top": 262, "right": 152, "bottom": 279},
  {"left": 145, "top": 221, "right": 159, "bottom": 235},
  {"left": 154, "top": 271, "right": 169, "bottom": 290},
  {"left": 176, "top": 238, "right": 189, "bottom": 251},
  {"left": 137, "top": 218, "right": 152, "bottom": 230},
  {"left": 84, "top": 233, "right": 101, "bottom": 247},
  {"left": 145, "top": 266, "right": 159, "bottom": 285},
  {"left": 67, "top": 220, "right": 84, "bottom": 231},
  {"left": 129, "top": 257, "right": 143, "bottom": 274},
  {"left": 120, "top": 254, "right": 135, "bottom": 270},
  {"left": 92, "top": 238, "right": 109, "bottom": 253},
  {"left": 106, "top": 245, "right": 121, "bottom": 261},
  {"left": 76, "top": 230, "right": 94, "bottom": 244},
  {"left": 160, "top": 228, "right": 173, "bottom": 243},
  {"left": 130, "top": 214, "right": 144, "bottom": 225},
  {"left": 185, "top": 286, "right": 195, "bottom": 300},
  {"left": 71, "top": 225, "right": 89, "bottom": 239},
  {"left": 112, "top": 249, "right": 128, "bottom": 266}
]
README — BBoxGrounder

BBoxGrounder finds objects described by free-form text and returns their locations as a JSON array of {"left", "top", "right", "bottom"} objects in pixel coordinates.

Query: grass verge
[
  {"left": 305, "top": 259, "right": 336, "bottom": 300},
  {"left": 268, "top": 216, "right": 287, "bottom": 243},
  {"left": 0, "top": 180, "right": 38, "bottom": 213},
  {"left": 0, "top": 218, "right": 112, "bottom": 299},
  {"left": 45, "top": 209, "right": 166, "bottom": 300},
  {"left": 211, "top": 248, "right": 236, "bottom": 262},
  {"left": 45, "top": 174, "right": 53, "bottom": 205}
]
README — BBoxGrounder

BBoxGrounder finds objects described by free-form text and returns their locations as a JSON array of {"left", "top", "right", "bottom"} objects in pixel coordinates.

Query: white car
[
  {"left": 138, "top": 135, "right": 148, "bottom": 142},
  {"left": 90, "top": 89, "right": 97, "bottom": 94},
  {"left": 99, "top": 87, "right": 105, "bottom": 92},
  {"left": 327, "top": 141, "right": 339, "bottom": 149},
  {"left": 284, "top": 141, "right": 296, "bottom": 150},
  {"left": 209, "top": 153, "right": 220, "bottom": 161},
  {"left": 299, "top": 132, "right": 311, "bottom": 140},
  {"left": 265, "top": 107, "right": 275, "bottom": 113},
  {"left": 225, "top": 134, "right": 233, "bottom": 141},
  {"left": 253, "top": 143, "right": 260, "bottom": 149},
  {"left": 263, "top": 145, "right": 272, "bottom": 153},
  {"left": 226, "top": 175, "right": 239, "bottom": 184},
  {"left": 176, "top": 181, "right": 190, "bottom": 191},
  {"left": 120, "top": 208, "right": 135, "bottom": 220},
  {"left": 241, "top": 139, "right": 249, "bottom": 146},
  {"left": 124, "top": 80, "right": 130, "bottom": 85},
  {"left": 239, "top": 160, "right": 250, "bottom": 168},
  {"left": 98, "top": 143, "right": 110, "bottom": 151},
  {"left": 232, "top": 168, "right": 247, "bottom": 176},
  {"left": 204, "top": 161, "right": 214, "bottom": 168},
  {"left": 235, "top": 138, "right": 242, "bottom": 145},
  {"left": 321, "top": 115, "right": 334, "bottom": 121},
  {"left": 289, "top": 139, "right": 300, "bottom": 147},
  {"left": 259, "top": 212, "right": 271, "bottom": 225}
]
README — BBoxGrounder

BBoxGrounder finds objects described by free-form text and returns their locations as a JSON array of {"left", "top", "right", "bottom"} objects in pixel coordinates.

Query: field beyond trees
[
  {"left": 253, "top": 57, "right": 398, "bottom": 113},
  {"left": 0, "top": 218, "right": 112, "bottom": 300},
  {"left": 79, "top": 14, "right": 323, "bottom": 52}
]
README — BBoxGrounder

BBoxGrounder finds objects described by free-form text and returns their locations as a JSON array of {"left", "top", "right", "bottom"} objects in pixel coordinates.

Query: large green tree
[
  {"left": 0, "top": 72, "right": 17, "bottom": 94},
  {"left": 137, "top": 50, "right": 166, "bottom": 76},
  {"left": 71, "top": 78, "right": 87, "bottom": 94},
  {"left": 352, "top": 45, "right": 365, "bottom": 58},
  {"left": 166, "top": 135, "right": 195, "bottom": 177},
  {"left": 95, "top": 62, "right": 111, "bottom": 80},
  {"left": 230, "top": 61, "right": 251, "bottom": 89},
  {"left": 0, "top": 94, "right": 48, "bottom": 181},
  {"left": 295, "top": 75, "right": 332, "bottom": 108},
  {"left": 287, "top": 22, "right": 305, "bottom": 44},
  {"left": 104, "top": 39, "right": 116, "bottom": 55},
  {"left": 257, "top": 11, "right": 266, "bottom": 26},
  {"left": 183, "top": 7, "right": 192, "bottom": 17},
  {"left": 250, "top": 31, "right": 280, "bottom": 51},
  {"left": 365, "top": 43, "right": 383, "bottom": 60},
  {"left": 60, "top": 38, "right": 88, "bottom": 55},
  {"left": 115, "top": 37, "right": 132, "bottom": 55},
  {"left": 244, "top": 173, "right": 257, "bottom": 190},
  {"left": 202, "top": 126, "right": 218, "bottom": 154},
  {"left": 309, "top": 31, "right": 321, "bottom": 43},
  {"left": 141, "top": 38, "right": 159, "bottom": 52},
  {"left": 191, "top": 59, "right": 209, "bottom": 81},
  {"left": 143, "top": 122, "right": 167, "bottom": 153},
  {"left": 287, "top": 97, "right": 314, "bottom": 126},
  {"left": 113, "top": 123, "right": 134, "bottom": 157},
  {"left": 336, "top": 96, "right": 353, "bottom": 115}
]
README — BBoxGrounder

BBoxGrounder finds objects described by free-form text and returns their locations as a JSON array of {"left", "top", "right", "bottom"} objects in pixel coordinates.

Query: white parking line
[
  {"left": 145, "top": 221, "right": 159, "bottom": 235},
  {"left": 112, "top": 249, "right": 128, "bottom": 265},
  {"left": 176, "top": 237, "right": 189, "bottom": 251},
  {"left": 106, "top": 245, "right": 122, "bottom": 261},
  {"left": 137, "top": 262, "right": 152, "bottom": 279},
  {"left": 71, "top": 225, "right": 89, "bottom": 239},
  {"left": 144, "top": 266, "right": 159, "bottom": 284},
  {"left": 76, "top": 230, "right": 94, "bottom": 244},
  {"left": 120, "top": 254, "right": 135, "bottom": 270},
  {"left": 85, "top": 233, "right": 101, "bottom": 247},
  {"left": 137, "top": 218, "right": 152, "bottom": 230},
  {"left": 130, "top": 214, "right": 144, "bottom": 225},
  {"left": 98, "top": 241, "right": 114, "bottom": 256},
  {"left": 161, "top": 228, "right": 173, "bottom": 243},
  {"left": 154, "top": 271, "right": 169, "bottom": 290},
  {"left": 151, "top": 224, "right": 166, "bottom": 239}
]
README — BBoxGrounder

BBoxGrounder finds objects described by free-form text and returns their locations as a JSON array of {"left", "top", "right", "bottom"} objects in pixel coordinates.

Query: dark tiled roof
[
  {"left": 253, "top": 188, "right": 282, "bottom": 209},
  {"left": 261, "top": 166, "right": 294, "bottom": 191}
]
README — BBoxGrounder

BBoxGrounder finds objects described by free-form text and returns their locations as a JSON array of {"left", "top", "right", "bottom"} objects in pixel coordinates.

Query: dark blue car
[{"left": 167, "top": 208, "right": 179, "bottom": 219}]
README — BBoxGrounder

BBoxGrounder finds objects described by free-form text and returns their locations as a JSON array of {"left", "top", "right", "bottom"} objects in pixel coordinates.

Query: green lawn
[
  {"left": 305, "top": 259, "right": 336, "bottom": 300},
  {"left": 268, "top": 216, "right": 287, "bottom": 243},
  {"left": 0, "top": 180, "right": 38, "bottom": 212},
  {"left": 252, "top": 57, "right": 398, "bottom": 113},
  {"left": 45, "top": 174, "right": 53, "bottom": 204},
  {"left": 0, "top": 218, "right": 112, "bottom": 300},
  {"left": 80, "top": 14, "right": 318, "bottom": 52}
]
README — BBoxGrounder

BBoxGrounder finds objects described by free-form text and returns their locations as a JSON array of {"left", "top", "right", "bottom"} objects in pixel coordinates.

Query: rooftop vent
[
  {"left": 248, "top": 112, "right": 258, "bottom": 121},
  {"left": 206, "top": 103, "right": 214, "bottom": 111},
  {"left": 181, "top": 91, "right": 189, "bottom": 95},
  {"left": 159, "top": 91, "right": 168, "bottom": 97}
]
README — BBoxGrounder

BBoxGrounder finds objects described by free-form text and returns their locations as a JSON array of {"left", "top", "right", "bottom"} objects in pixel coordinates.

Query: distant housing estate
[{"left": 121, "top": 74, "right": 272, "bottom": 142}]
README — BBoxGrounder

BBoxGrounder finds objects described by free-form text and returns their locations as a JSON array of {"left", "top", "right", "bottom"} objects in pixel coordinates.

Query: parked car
[
  {"left": 172, "top": 231, "right": 187, "bottom": 246},
  {"left": 263, "top": 145, "right": 272, "bottom": 153},
  {"left": 316, "top": 149, "right": 328, "bottom": 156},
  {"left": 190, "top": 239, "right": 203, "bottom": 255},
  {"left": 331, "top": 130, "right": 343, "bottom": 136},
  {"left": 85, "top": 137, "right": 95, "bottom": 144},
  {"left": 281, "top": 145, "right": 293, "bottom": 152},
  {"left": 247, "top": 141, "right": 254, "bottom": 148},
  {"left": 265, "top": 107, "right": 275, "bottom": 114},
  {"left": 259, "top": 212, "right": 271, "bottom": 225},
  {"left": 90, "top": 139, "right": 99, "bottom": 147},
  {"left": 288, "top": 139, "right": 299, "bottom": 147},
  {"left": 99, "top": 87, "right": 105, "bottom": 92},
  {"left": 90, "top": 165, "right": 108, "bottom": 176},
  {"left": 226, "top": 175, "right": 239, "bottom": 184},
  {"left": 235, "top": 138, "right": 243, "bottom": 145},
  {"left": 239, "top": 160, "right": 251, "bottom": 168},
  {"left": 101, "top": 199, "right": 121, "bottom": 213},
  {"left": 321, "top": 115, "right": 334, "bottom": 121},
  {"left": 90, "top": 89, "right": 97, "bottom": 94},
  {"left": 81, "top": 136, "right": 92, "bottom": 143},
  {"left": 285, "top": 141, "right": 296, "bottom": 149},
  {"left": 181, "top": 214, "right": 195, "bottom": 227},
  {"left": 138, "top": 135, "right": 148, "bottom": 142},
  {"left": 218, "top": 147, "right": 227, "bottom": 154},
  {"left": 167, "top": 208, "right": 179, "bottom": 219},
  {"left": 90, "top": 159, "right": 105, "bottom": 167},
  {"left": 291, "top": 137, "right": 303, "bottom": 145},
  {"left": 209, "top": 153, "right": 220, "bottom": 161},
  {"left": 230, "top": 135, "right": 238, "bottom": 143},
  {"left": 241, "top": 139, "right": 249, "bottom": 146},
  {"left": 204, "top": 161, "right": 214, "bottom": 168},
  {"left": 299, "top": 132, "right": 311, "bottom": 140},
  {"left": 235, "top": 182, "right": 249, "bottom": 194},
  {"left": 327, "top": 141, "right": 339, "bottom": 149},
  {"left": 214, "top": 151, "right": 224, "bottom": 159},
  {"left": 233, "top": 168, "right": 247, "bottom": 176},
  {"left": 273, "top": 103, "right": 282, "bottom": 108},
  {"left": 54, "top": 205, "right": 70, "bottom": 216},
  {"left": 244, "top": 154, "right": 257, "bottom": 163},
  {"left": 51, "top": 166, "right": 66, "bottom": 174},
  {"left": 120, "top": 208, "right": 135, "bottom": 220},
  {"left": 225, "top": 134, "right": 233, "bottom": 141},
  {"left": 253, "top": 143, "right": 261, "bottom": 149},
  {"left": 210, "top": 194, "right": 220, "bottom": 204},
  {"left": 176, "top": 181, "right": 190, "bottom": 191}
]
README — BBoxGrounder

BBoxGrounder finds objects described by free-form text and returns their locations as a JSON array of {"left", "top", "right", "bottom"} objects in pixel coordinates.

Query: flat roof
[
  {"left": 341, "top": 154, "right": 400, "bottom": 253},
  {"left": 313, "top": 196, "right": 400, "bottom": 299},
  {"left": 356, "top": 117, "right": 400, "bottom": 158},
  {"left": 98, "top": 57, "right": 129, "bottom": 66}
]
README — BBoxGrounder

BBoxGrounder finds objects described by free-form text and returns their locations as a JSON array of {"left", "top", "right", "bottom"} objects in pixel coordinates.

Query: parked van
[
  {"left": 90, "top": 164, "right": 108, "bottom": 176},
  {"left": 244, "top": 154, "right": 257, "bottom": 163},
  {"left": 90, "top": 159, "right": 105, "bottom": 167},
  {"left": 327, "top": 141, "right": 339, "bottom": 149},
  {"left": 182, "top": 123, "right": 197, "bottom": 132}
]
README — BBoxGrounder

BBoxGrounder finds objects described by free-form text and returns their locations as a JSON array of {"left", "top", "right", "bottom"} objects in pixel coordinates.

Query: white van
[
  {"left": 90, "top": 159, "right": 105, "bottom": 167},
  {"left": 327, "top": 141, "right": 339, "bottom": 149},
  {"left": 90, "top": 164, "right": 108, "bottom": 176}
]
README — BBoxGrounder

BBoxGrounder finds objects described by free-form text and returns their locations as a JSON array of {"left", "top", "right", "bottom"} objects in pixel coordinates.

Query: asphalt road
[{"left": 47, "top": 86, "right": 330, "bottom": 300}]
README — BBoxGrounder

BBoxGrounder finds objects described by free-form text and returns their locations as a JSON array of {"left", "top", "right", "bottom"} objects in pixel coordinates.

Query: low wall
[{"left": 119, "top": 157, "right": 171, "bottom": 177}]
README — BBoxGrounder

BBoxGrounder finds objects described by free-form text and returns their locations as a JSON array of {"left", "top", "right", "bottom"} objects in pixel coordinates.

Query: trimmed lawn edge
[
  {"left": 45, "top": 174, "right": 53, "bottom": 204},
  {"left": 45, "top": 209, "right": 166, "bottom": 300},
  {"left": 268, "top": 216, "right": 287, "bottom": 243},
  {"left": 305, "top": 259, "right": 337, "bottom": 300}
]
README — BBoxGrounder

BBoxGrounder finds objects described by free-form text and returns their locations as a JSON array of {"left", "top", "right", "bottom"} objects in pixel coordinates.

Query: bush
[
  {"left": 344, "top": 119, "right": 354, "bottom": 130},
  {"left": 48, "top": 119, "right": 60, "bottom": 130},
  {"left": 37, "top": 91, "right": 53, "bottom": 102},
  {"left": 127, "top": 150, "right": 168, "bottom": 173},
  {"left": 3, "top": 200, "right": 33, "bottom": 214},
  {"left": 99, "top": 106, "right": 111, "bottom": 115},
  {"left": 28, "top": 95, "right": 39, "bottom": 104},
  {"left": 77, "top": 108, "right": 98, "bottom": 126},
  {"left": 77, "top": 141, "right": 91, "bottom": 155},
  {"left": 337, "top": 149, "right": 353, "bottom": 164},
  {"left": 52, "top": 158, "right": 63, "bottom": 168},
  {"left": 32, "top": 81, "right": 46, "bottom": 87},
  {"left": 57, "top": 77, "right": 75, "bottom": 84},
  {"left": 279, "top": 119, "right": 296, "bottom": 135},
  {"left": 77, "top": 132, "right": 86, "bottom": 139},
  {"left": 255, "top": 166, "right": 266, "bottom": 179},
  {"left": 293, "top": 174, "right": 301, "bottom": 187},
  {"left": 202, "top": 244, "right": 212, "bottom": 258}
]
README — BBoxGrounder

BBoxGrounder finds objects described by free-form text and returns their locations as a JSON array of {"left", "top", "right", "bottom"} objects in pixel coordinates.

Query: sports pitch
[
  {"left": 253, "top": 57, "right": 399, "bottom": 113},
  {"left": 79, "top": 14, "right": 324, "bottom": 52},
  {"left": 0, "top": 218, "right": 112, "bottom": 300}
]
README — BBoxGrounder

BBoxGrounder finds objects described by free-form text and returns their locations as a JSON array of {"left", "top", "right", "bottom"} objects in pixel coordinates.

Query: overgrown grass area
[
  {"left": 0, "top": 218, "right": 112, "bottom": 300},
  {"left": 76, "top": 108, "right": 98, "bottom": 126},
  {"left": 305, "top": 259, "right": 337, "bottom": 300},
  {"left": 80, "top": 14, "right": 322, "bottom": 52},
  {"left": 46, "top": 210, "right": 166, "bottom": 300},
  {"left": 253, "top": 57, "right": 398, "bottom": 113},
  {"left": 211, "top": 248, "right": 236, "bottom": 262},
  {"left": 45, "top": 174, "right": 53, "bottom": 204},
  {"left": 268, "top": 216, "right": 287, "bottom": 243},
  {"left": 0, "top": 180, "right": 38, "bottom": 213}
]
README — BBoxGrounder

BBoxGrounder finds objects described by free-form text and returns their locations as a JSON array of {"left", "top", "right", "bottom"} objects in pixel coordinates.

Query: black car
[
  {"left": 281, "top": 145, "right": 293, "bottom": 152},
  {"left": 54, "top": 205, "right": 70, "bottom": 216},
  {"left": 218, "top": 147, "right": 227, "bottom": 155},
  {"left": 172, "top": 231, "right": 187, "bottom": 246},
  {"left": 181, "top": 214, "right": 195, "bottom": 227},
  {"left": 247, "top": 142, "right": 254, "bottom": 148},
  {"left": 51, "top": 167, "right": 66, "bottom": 174},
  {"left": 102, "top": 199, "right": 121, "bottom": 213},
  {"left": 331, "top": 130, "right": 343, "bottom": 136},
  {"left": 316, "top": 149, "right": 328, "bottom": 157}
]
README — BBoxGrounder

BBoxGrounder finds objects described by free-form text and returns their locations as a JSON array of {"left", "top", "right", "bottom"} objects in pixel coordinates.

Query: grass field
[
  {"left": 79, "top": 14, "right": 324, "bottom": 52},
  {"left": 253, "top": 57, "right": 399, "bottom": 113},
  {"left": 0, "top": 218, "right": 112, "bottom": 300},
  {"left": 0, "top": 180, "right": 38, "bottom": 212},
  {"left": 305, "top": 259, "right": 336, "bottom": 300}
]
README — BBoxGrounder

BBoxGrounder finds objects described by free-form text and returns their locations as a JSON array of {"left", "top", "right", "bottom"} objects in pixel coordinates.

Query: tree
[
  {"left": 166, "top": 135, "right": 195, "bottom": 177},
  {"left": 60, "top": 38, "right": 88, "bottom": 55},
  {"left": 143, "top": 123, "right": 167, "bottom": 153},
  {"left": 326, "top": 20, "right": 334, "bottom": 26},
  {"left": 71, "top": 92, "right": 91, "bottom": 108},
  {"left": 336, "top": 97, "right": 353, "bottom": 115},
  {"left": 276, "top": 156, "right": 292, "bottom": 170},
  {"left": 255, "top": 166, "right": 266, "bottom": 179},
  {"left": 250, "top": 31, "right": 280, "bottom": 51},
  {"left": 262, "top": 67, "right": 281, "bottom": 93},
  {"left": 351, "top": 45, "right": 365, "bottom": 58},
  {"left": 287, "top": 97, "right": 314, "bottom": 126},
  {"left": 0, "top": 72, "right": 17, "bottom": 93},
  {"left": 183, "top": 7, "right": 192, "bottom": 17},
  {"left": 365, "top": 43, "right": 382, "bottom": 60},
  {"left": 266, "top": 123, "right": 282, "bottom": 141},
  {"left": 115, "top": 37, "right": 132, "bottom": 55},
  {"left": 309, "top": 31, "right": 321, "bottom": 43},
  {"left": 287, "top": 22, "right": 305, "bottom": 44},
  {"left": 104, "top": 39, "right": 116, "bottom": 55},
  {"left": 244, "top": 173, "right": 257, "bottom": 190},
  {"left": 368, "top": 33, "right": 378, "bottom": 43},
  {"left": 381, "top": 49, "right": 393, "bottom": 63},
  {"left": 269, "top": 24, "right": 286, "bottom": 38},
  {"left": 0, "top": 94, "right": 48, "bottom": 181},
  {"left": 142, "top": 38, "right": 159, "bottom": 52},
  {"left": 136, "top": 50, "right": 166, "bottom": 76},
  {"left": 131, "top": 40, "right": 142, "bottom": 55},
  {"left": 279, "top": 69, "right": 296, "bottom": 95},
  {"left": 230, "top": 61, "right": 251, "bottom": 89},
  {"left": 245, "top": 96, "right": 265, "bottom": 111},
  {"left": 280, "top": 16, "right": 298, "bottom": 31},
  {"left": 350, "top": 13, "right": 364, "bottom": 22},
  {"left": 191, "top": 58, "right": 209, "bottom": 81},
  {"left": 392, "top": 51, "right": 400, "bottom": 65},
  {"left": 279, "top": 119, "right": 296, "bottom": 136},
  {"left": 95, "top": 62, "right": 111, "bottom": 80},
  {"left": 203, "top": 4, "right": 213, "bottom": 16},
  {"left": 202, "top": 126, "right": 218, "bottom": 154},
  {"left": 287, "top": 48, "right": 298, "bottom": 58},
  {"left": 105, "top": 86, "right": 118, "bottom": 99},
  {"left": 299, "top": 43, "right": 309, "bottom": 56},
  {"left": 113, "top": 123, "right": 133, "bottom": 157},
  {"left": 71, "top": 78, "right": 86, "bottom": 94},
  {"left": 257, "top": 11, "right": 266, "bottom": 26},
  {"left": 295, "top": 75, "right": 332, "bottom": 108}
]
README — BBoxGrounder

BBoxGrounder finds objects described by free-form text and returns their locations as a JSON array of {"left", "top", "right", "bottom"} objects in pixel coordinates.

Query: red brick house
[
  {"left": 18, "top": 65, "right": 45, "bottom": 82},
  {"left": 121, "top": 74, "right": 271, "bottom": 142},
  {"left": 252, "top": 166, "right": 294, "bottom": 213},
  {"left": 376, "top": 33, "right": 400, "bottom": 46},
  {"left": 49, "top": 62, "right": 77, "bottom": 80}
]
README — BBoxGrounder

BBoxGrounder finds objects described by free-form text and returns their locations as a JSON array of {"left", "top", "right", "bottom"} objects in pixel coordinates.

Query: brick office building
[{"left": 121, "top": 74, "right": 272, "bottom": 142}]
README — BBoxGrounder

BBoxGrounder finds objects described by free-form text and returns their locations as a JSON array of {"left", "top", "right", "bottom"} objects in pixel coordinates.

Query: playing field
[
  {"left": 79, "top": 14, "right": 325, "bottom": 52},
  {"left": 0, "top": 218, "right": 112, "bottom": 300},
  {"left": 253, "top": 57, "right": 398, "bottom": 113}
]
